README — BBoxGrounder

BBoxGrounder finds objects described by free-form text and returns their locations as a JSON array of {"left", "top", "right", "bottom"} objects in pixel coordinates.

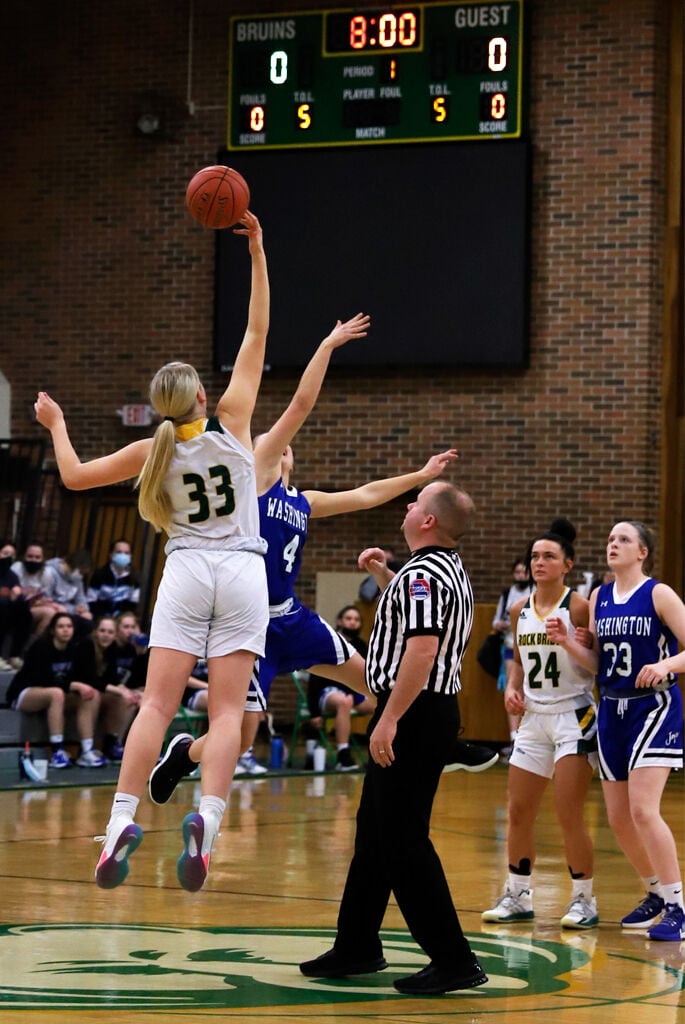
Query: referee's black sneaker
[
  {"left": 299, "top": 948, "right": 388, "bottom": 978},
  {"left": 393, "top": 958, "right": 488, "bottom": 995},
  {"left": 442, "top": 739, "right": 498, "bottom": 774}
]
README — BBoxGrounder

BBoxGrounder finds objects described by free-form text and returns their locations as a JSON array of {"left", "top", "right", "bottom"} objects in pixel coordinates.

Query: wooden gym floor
[{"left": 0, "top": 753, "right": 682, "bottom": 1023}]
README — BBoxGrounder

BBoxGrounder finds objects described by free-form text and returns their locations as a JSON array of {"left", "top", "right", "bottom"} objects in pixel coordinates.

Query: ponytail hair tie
[{"left": 163, "top": 416, "right": 175, "bottom": 423}]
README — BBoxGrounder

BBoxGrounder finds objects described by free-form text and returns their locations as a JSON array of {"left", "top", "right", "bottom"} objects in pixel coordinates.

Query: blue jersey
[
  {"left": 595, "top": 578, "right": 678, "bottom": 697},
  {"left": 259, "top": 479, "right": 310, "bottom": 606}
]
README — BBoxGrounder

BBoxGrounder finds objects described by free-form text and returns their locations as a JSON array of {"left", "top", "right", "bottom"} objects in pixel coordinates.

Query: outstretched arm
[
  {"left": 304, "top": 449, "right": 459, "bottom": 518},
  {"left": 34, "top": 393, "right": 152, "bottom": 490},
  {"left": 215, "top": 211, "right": 269, "bottom": 448},
  {"left": 254, "top": 313, "right": 370, "bottom": 492}
]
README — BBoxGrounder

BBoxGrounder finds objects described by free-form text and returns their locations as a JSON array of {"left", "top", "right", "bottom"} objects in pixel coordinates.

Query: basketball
[{"left": 185, "top": 165, "right": 250, "bottom": 229}]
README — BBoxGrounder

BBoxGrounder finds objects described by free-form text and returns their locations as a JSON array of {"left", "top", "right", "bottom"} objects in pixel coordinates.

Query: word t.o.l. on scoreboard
[{"left": 227, "top": 1, "right": 526, "bottom": 150}]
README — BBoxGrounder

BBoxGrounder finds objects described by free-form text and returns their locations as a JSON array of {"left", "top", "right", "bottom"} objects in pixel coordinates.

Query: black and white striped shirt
[{"left": 365, "top": 545, "right": 474, "bottom": 696}]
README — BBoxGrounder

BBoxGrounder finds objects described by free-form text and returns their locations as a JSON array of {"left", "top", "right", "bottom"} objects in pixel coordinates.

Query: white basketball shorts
[{"left": 149, "top": 548, "right": 268, "bottom": 659}]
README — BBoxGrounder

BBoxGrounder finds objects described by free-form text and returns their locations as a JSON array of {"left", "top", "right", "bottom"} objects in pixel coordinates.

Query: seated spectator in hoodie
[
  {"left": 6, "top": 612, "right": 102, "bottom": 768},
  {"left": 11, "top": 542, "right": 64, "bottom": 644},
  {"left": 46, "top": 550, "right": 93, "bottom": 639},
  {"left": 87, "top": 538, "right": 140, "bottom": 619}
]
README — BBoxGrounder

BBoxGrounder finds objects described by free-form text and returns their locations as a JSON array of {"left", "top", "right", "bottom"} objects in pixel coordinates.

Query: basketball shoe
[
  {"left": 177, "top": 812, "right": 217, "bottom": 892},
  {"left": 482, "top": 887, "right": 534, "bottom": 922},
  {"left": 149, "top": 733, "right": 195, "bottom": 804},
  {"left": 560, "top": 894, "right": 599, "bottom": 929},
  {"left": 95, "top": 816, "right": 143, "bottom": 889}
]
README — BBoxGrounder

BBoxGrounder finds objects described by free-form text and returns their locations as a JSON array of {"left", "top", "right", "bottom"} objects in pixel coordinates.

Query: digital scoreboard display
[{"left": 228, "top": 1, "right": 525, "bottom": 149}]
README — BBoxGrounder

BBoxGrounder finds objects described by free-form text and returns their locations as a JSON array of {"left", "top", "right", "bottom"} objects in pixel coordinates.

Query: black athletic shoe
[
  {"left": 148, "top": 733, "right": 195, "bottom": 804},
  {"left": 299, "top": 948, "right": 388, "bottom": 978},
  {"left": 442, "top": 739, "right": 498, "bottom": 774},
  {"left": 394, "top": 959, "right": 488, "bottom": 995},
  {"left": 335, "top": 746, "right": 358, "bottom": 771}
]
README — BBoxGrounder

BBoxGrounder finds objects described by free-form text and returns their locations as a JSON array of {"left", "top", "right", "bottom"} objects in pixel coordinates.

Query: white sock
[
  {"left": 660, "top": 881, "right": 684, "bottom": 908},
  {"left": 110, "top": 792, "right": 139, "bottom": 821},
  {"left": 81, "top": 738, "right": 93, "bottom": 754},
  {"left": 508, "top": 872, "right": 531, "bottom": 895},
  {"left": 198, "top": 796, "right": 226, "bottom": 857},
  {"left": 571, "top": 877, "right": 593, "bottom": 900},
  {"left": 337, "top": 744, "right": 349, "bottom": 752},
  {"left": 641, "top": 875, "right": 661, "bottom": 896},
  {"left": 49, "top": 734, "right": 63, "bottom": 745}
]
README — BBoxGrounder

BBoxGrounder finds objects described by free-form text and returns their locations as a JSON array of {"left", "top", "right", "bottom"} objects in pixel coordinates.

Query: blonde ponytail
[{"left": 137, "top": 362, "right": 201, "bottom": 533}]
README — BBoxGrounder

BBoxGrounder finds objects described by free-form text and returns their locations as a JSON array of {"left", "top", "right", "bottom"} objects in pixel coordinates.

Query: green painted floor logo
[{"left": 0, "top": 925, "right": 598, "bottom": 1009}]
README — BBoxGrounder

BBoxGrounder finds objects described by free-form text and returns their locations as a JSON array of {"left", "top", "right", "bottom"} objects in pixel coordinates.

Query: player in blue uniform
[
  {"left": 149, "top": 316, "right": 461, "bottom": 800},
  {"left": 547, "top": 520, "right": 685, "bottom": 941}
]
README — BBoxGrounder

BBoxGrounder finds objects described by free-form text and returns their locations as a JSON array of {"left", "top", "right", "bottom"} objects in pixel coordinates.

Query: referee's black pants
[{"left": 333, "top": 690, "right": 474, "bottom": 970}]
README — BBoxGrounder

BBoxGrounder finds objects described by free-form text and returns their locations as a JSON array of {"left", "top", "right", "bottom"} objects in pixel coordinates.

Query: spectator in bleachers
[
  {"left": 113, "top": 611, "right": 149, "bottom": 693},
  {"left": 73, "top": 615, "right": 140, "bottom": 763},
  {"left": 46, "top": 549, "right": 94, "bottom": 638},
  {"left": 11, "top": 542, "right": 66, "bottom": 644},
  {"left": 5, "top": 611, "right": 102, "bottom": 769},
  {"left": 0, "top": 540, "right": 27, "bottom": 670},
  {"left": 87, "top": 538, "right": 141, "bottom": 620}
]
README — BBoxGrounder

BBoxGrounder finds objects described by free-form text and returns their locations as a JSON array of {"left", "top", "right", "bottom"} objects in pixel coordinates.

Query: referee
[{"left": 300, "top": 480, "right": 488, "bottom": 995}]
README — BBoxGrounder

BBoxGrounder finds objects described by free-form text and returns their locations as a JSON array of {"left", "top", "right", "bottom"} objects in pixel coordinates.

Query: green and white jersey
[
  {"left": 164, "top": 417, "right": 266, "bottom": 556},
  {"left": 516, "top": 587, "right": 594, "bottom": 712}
]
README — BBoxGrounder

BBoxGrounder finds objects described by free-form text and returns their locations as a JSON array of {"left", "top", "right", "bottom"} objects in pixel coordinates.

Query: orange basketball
[{"left": 185, "top": 165, "right": 250, "bottom": 229}]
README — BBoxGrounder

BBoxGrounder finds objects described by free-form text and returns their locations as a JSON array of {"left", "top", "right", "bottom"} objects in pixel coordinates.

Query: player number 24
[
  {"left": 527, "top": 650, "right": 561, "bottom": 688},
  {"left": 183, "top": 465, "right": 235, "bottom": 523}
]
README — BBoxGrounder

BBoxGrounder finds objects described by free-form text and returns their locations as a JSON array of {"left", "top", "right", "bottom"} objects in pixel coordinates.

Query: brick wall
[{"left": 0, "top": 0, "right": 671, "bottom": 610}]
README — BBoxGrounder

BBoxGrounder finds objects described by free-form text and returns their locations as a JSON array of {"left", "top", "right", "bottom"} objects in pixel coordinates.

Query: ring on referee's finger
[{"left": 379, "top": 749, "right": 386, "bottom": 754}]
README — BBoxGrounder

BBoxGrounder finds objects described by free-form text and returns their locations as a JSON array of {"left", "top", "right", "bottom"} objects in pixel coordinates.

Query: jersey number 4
[{"left": 183, "top": 465, "right": 235, "bottom": 523}]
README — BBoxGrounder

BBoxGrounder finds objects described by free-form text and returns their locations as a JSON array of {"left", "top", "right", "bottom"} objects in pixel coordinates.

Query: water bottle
[
  {"left": 304, "top": 738, "right": 316, "bottom": 770},
  {"left": 313, "top": 744, "right": 327, "bottom": 773},
  {"left": 19, "top": 742, "right": 43, "bottom": 782},
  {"left": 269, "top": 734, "right": 284, "bottom": 769}
]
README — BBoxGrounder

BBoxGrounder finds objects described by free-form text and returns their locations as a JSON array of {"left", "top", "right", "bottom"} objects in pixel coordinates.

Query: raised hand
[
  {"left": 419, "top": 449, "right": 460, "bottom": 482},
  {"left": 34, "top": 392, "right": 65, "bottom": 431},
  {"left": 326, "top": 312, "right": 370, "bottom": 349}
]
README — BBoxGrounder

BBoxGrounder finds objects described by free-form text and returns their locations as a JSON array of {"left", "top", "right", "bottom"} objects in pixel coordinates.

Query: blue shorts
[
  {"left": 244, "top": 602, "right": 356, "bottom": 712},
  {"left": 597, "top": 685, "right": 684, "bottom": 781}
]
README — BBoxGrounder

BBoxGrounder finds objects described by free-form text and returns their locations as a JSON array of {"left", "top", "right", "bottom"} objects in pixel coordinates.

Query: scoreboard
[{"left": 227, "top": 1, "right": 525, "bottom": 149}]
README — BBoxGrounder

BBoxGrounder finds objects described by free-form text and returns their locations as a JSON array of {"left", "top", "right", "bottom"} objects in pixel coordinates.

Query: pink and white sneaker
[
  {"left": 177, "top": 812, "right": 215, "bottom": 892},
  {"left": 95, "top": 816, "right": 143, "bottom": 889}
]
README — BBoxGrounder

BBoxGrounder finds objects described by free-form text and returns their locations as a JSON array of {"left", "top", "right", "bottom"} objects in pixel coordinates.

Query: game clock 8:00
[{"left": 227, "top": 1, "right": 525, "bottom": 149}]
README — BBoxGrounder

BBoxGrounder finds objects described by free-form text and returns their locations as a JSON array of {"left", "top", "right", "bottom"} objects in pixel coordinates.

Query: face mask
[
  {"left": 340, "top": 626, "right": 360, "bottom": 639},
  {"left": 514, "top": 579, "right": 530, "bottom": 590},
  {"left": 0, "top": 556, "right": 12, "bottom": 574},
  {"left": 112, "top": 553, "right": 131, "bottom": 570},
  {"left": 23, "top": 560, "right": 44, "bottom": 575}
]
